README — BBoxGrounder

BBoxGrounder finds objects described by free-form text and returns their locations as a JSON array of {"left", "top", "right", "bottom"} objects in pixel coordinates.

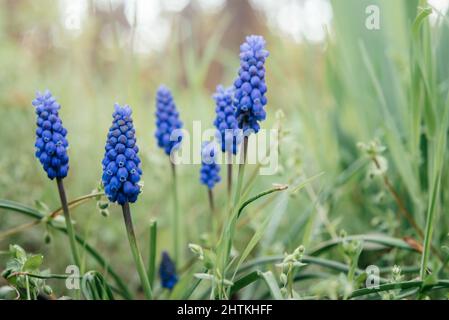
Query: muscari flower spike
[
  {"left": 33, "top": 90, "right": 69, "bottom": 180},
  {"left": 200, "top": 142, "right": 221, "bottom": 190},
  {"left": 155, "top": 85, "right": 183, "bottom": 155},
  {"left": 101, "top": 104, "right": 142, "bottom": 205},
  {"left": 213, "top": 85, "right": 241, "bottom": 154},
  {"left": 159, "top": 251, "right": 178, "bottom": 290},
  {"left": 233, "top": 35, "right": 269, "bottom": 134}
]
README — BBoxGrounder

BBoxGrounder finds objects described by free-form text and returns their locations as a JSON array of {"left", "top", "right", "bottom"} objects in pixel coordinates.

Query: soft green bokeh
[{"left": 1, "top": 0, "right": 449, "bottom": 299}]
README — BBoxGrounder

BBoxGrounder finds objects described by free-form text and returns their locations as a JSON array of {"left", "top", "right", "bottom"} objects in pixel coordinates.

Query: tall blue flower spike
[
  {"left": 102, "top": 104, "right": 142, "bottom": 205},
  {"left": 200, "top": 142, "right": 221, "bottom": 190},
  {"left": 213, "top": 85, "right": 241, "bottom": 154},
  {"left": 155, "top": 85, "right": 183, "bottom": 155},
  {"left": 33, "top": 90, "right": 69, "bottom": 180},
  {"left": 233, "top": 35, "right": 269, "bottom": 134},
  {"left": 159, "top": 251, "right": 178, "bottom": 290}
]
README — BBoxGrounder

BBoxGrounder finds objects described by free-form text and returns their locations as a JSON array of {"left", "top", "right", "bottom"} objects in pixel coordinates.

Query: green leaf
[
  {"left": 233, "top": 212, "right": 272, "bottom": 279},
  {"left": 412, "top": 7, "right": 432, "bottom": 36},
  {"left": 147, "top": 219, "right": 157, "bottom": 287},
  {"left": 230, "top": 271, "right": 260, "bottom": 295},
  {"left": 237, "top": 184, "right": 288, "bottom": 218},
  {"left": 34, "top": 200, "right": 51, "bottom": 214},
  {"left": 0, "top": 199, "right": 132, "bottom": 300},
  {"left": 81, "top": 271, "right": 114, "bottom": 300},
  {"left": 23, "top": 255, "right": 43, "bottom": 271},
  {"left": 258, "top": 271, "right": 283, "bottom": 300},
  {"left": 9, "top": 244, "right": 26, "bottom": 261}
]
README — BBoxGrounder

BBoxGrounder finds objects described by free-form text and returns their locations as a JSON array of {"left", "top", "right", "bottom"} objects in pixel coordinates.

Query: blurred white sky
[
  {"left": 58, "top": 0, "right": 334, "bottom": 53},
  {"left": 58, "top": 0, "right": 449, "bottom": 53}
]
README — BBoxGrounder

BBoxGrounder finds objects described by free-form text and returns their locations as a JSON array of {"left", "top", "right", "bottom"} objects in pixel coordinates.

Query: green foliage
[
  {"left": 1, "top": 0, "right": 449, "bottom": 300},
  {"left": 81, "top": 271, "right": 114, "bottom": 300},
  {"left": 1, "top": 244, "right": 50, "bottom": 300}
]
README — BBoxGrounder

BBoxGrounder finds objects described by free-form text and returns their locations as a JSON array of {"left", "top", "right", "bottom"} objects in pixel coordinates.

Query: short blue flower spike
[
  {"left": 159, "top": 251, "right": 178, "bottom": 290},
  {"left": 101, "top": 104, "right": 142, "bottom": 205},
  {"left": 200, "top": 142, "right": 221, "bottom": 190},
  {"left": 32, "top": 90, "right": 69, "bottom": 180},
  {"left": 213, "top": 85, "right": 241, "bottom": 154},
  {"left": 233, "top": 35, "right": 269, "bottom": 134},
  {"left": 155, "top": 85, "right": 183, "bottom": 155}
]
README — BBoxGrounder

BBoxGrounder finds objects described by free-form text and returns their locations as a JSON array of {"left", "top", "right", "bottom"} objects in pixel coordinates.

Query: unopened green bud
[
  {"left": 44, "top": 232, "right": 51, "bottom": 244},
  {"left": 188, "top": 243, "right": 204, "bottom": 260},
  {"left": 280, "top": 273, "right": 288, "bottom": 286},
  {"left": 43, "top": 285, "right": 53, "bottom": 295},
  {"left": 97, "top": 201, "right": 109, "bottom": 210},
  {"left": 100, "top": 209, "right": 109, "bottom": 217}
]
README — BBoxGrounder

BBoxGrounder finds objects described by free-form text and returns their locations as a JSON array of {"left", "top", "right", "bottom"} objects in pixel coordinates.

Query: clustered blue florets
[
  {"left": 233, "top": 35, "right": 269, "bottom": 133},
  {"left": 102, "top": 104, "right": 142, "bottom": 205},
  {"left": 33, "top": 90, "right": 69, "bottom": 180},
  {"left": 200, "top": 142, "right": 221, "bottom": 190},
  {"left": 159, "top": 251, "right": 178, "bottom": 290},
  {"left": 213, "top": 85, "right": 241, "bottom": 154},
  {"left": 155, "top": 85, "right": 183, "bottom": 155}
]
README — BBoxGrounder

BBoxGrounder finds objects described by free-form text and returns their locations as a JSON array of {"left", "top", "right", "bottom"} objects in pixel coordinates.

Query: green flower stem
[
  {"left": 121, "top": 202, "right": 152, "bottom": 300},
  {"left": 218, "top": 137, "right": 248, "bottom": 299},
  {"left": 25, "top": 275, "right": 31, "bottom": 300},
  {"left": 171, "top": 162, "right": 181, "bottom": 265},
  {"left": 148, "top": 219, "right": 157, "bottom": 287},
  {"left": 208, "top": 189, "right": 215, "bottom": 214},
  {"left": 233, "top": 136, "right": 248, "bottom": 210},
  {"left": 208, "top": 188, "right": 218, "bottom": 238},
  {"left": 227, "top": 152, "right": 233, "bottom": 202},
  {"left": 56, "top": 178, "right": 82, "bottom": 273}
]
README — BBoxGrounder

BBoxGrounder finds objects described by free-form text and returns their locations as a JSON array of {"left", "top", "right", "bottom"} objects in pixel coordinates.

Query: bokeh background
[{"left": 2, "top": 0, "right": 449, "bottom": 298}]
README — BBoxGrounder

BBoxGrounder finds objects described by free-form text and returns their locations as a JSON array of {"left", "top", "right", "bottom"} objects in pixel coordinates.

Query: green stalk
[
  {"left": 121, "top": 202, "right": 152, "bottom": 299},
  {"left": 420, "top": 170, "right": 441, "bottom": 279},
  {"left": 227, "top": 152, "right": 233, "bottom": 204},
  {"left": 208, "top": 188, "right": 215, "bottom": 214},
  {"left": 148, "top": 220, "right": 157, "bottom": 287},
  {"left": 25, "top": 275, "right": 31, "bottom": 300},
  {"left": 218, "top": 137, "right": 248, "bottom": 299},
  {"left": 233, "top": 137, "right": 248, "bottom": 210},
  {"left": 171, "top": 162, "right": 181, "bottom": 265},
  {"left": 56, "top": 178, "right": 82, "bottom": 273}
]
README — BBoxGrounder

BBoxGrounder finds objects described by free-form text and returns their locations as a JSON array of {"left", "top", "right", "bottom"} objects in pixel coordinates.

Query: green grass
[{"left": 1, "top": 0, "right": 449, "bottom": 300}]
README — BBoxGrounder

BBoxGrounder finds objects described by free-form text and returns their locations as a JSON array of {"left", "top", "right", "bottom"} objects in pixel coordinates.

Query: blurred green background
[{"left": 2, "top": 0, "right": 449, "bottom": 298}]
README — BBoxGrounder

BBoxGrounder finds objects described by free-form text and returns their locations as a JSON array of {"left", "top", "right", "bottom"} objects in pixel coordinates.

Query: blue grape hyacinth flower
[
  {"left": 102, "top": 104, "right": 142, "bottom": 205},
  {"left": 233, "top": 35, "right": 269, "bottom": 134},
  {"left": 213, "top": 85, "right": 241, "bottom": 154},
  {"left": 159, "top": 251, "right": 178, "bottom": 290},
  {"left": 155, "top": 85, "right": 183, "bottom": 155},
  {"left": 200, "top": 142, "right": 221, "bottom": 190},
  {"left": 32, "top": 90, "right": 69, "bottom": 180}
]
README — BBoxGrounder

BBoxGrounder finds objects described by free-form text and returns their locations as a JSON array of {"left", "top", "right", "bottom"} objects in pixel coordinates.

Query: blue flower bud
[
  {"left": 33, "top": 90, "right": 69, "bottom": 180},
  {"left": 102, "top": 104, "right": 142, "bottom": 205},
  {"left": 155, "top": 85, "right": 183, "bottom": 155},
  {"left": 213, "top": 85, "right": 241, "bottom": 154},
  {"left": 200, "top": 142, "right": 221, "bottom": 190},
  {"left": 233, "top": 35, "right": 269, "bottom": 134},
  {"left": 159, "top": 251, "right": 178, "bottom": 290}
]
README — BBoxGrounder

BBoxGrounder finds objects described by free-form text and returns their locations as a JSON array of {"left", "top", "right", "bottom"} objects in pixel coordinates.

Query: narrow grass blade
[
  {"left": 148, "top": 219, "right": 157, "bottom": 286},
  {"left": 258, "top": 271, "right": 283, "bottom": 300}
]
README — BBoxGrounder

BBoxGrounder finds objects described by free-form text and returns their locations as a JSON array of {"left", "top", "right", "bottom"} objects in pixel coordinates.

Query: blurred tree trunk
[{"left": 178, "top": 0, "right": 266, "bottom": 91}]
